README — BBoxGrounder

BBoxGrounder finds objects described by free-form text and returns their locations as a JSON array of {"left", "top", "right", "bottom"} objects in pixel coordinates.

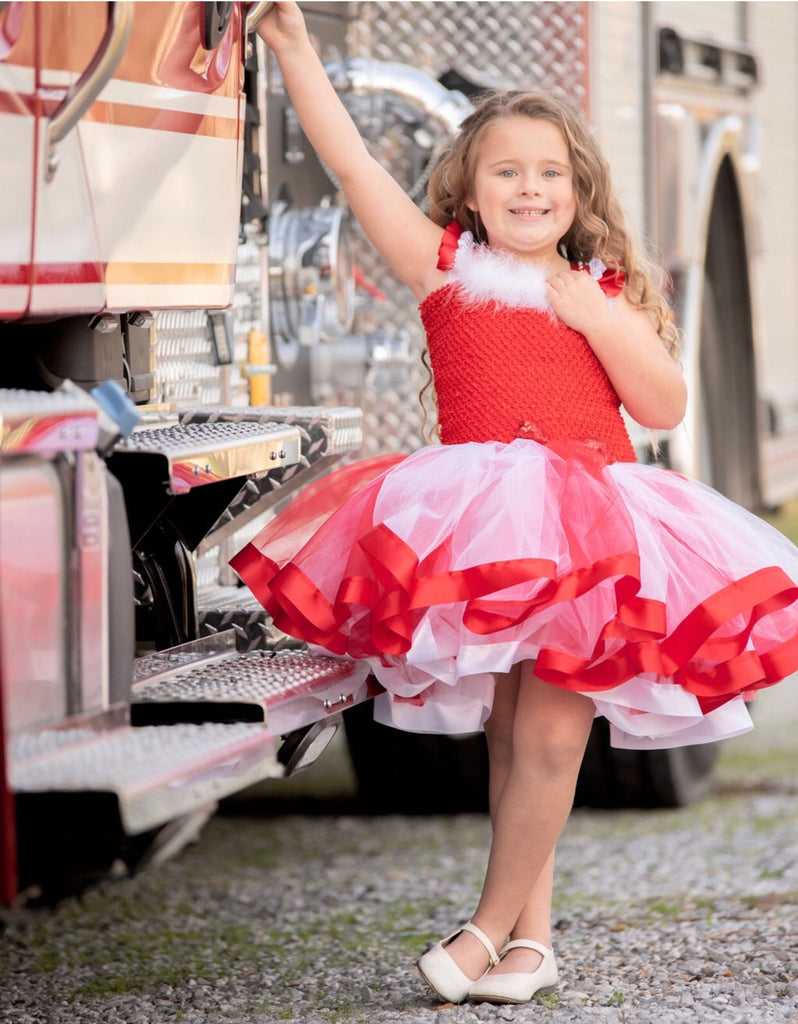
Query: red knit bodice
[{"left": 419, "top": 228, "right": 637, "bottom": 465}]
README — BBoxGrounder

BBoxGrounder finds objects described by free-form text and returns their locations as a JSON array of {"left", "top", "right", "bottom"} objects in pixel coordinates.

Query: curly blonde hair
[{"left": 427, "top": 90, "right": 679, "bottom": 358}]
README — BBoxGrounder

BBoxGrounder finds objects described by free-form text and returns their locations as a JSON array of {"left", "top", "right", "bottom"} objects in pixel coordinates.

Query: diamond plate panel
[{"left": 349, "top": 2, "right": 587, "bottom": 101}]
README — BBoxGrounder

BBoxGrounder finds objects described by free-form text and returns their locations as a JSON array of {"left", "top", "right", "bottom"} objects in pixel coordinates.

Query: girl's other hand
[
  {"left": 255, "top": 0, "right": 307, "bottom": 53},
  {"left": 546, "top": 268, "right": 610, "bottom": 335}
]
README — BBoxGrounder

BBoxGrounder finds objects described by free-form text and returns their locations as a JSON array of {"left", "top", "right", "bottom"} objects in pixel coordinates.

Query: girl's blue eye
[
  {"left": 499, "top": 169, "right": 516, "bottom": 177},
  {"left": 543, "top": 169, "right": 560, "bottom": 178}
]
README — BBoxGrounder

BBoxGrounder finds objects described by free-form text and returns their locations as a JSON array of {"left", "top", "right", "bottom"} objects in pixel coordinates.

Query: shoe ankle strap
[
  {"left": 461, "top": 922, "right": 500, "bottom": 966},
  {"left": 500, "top": 938, "right": 552, "bottom": 958}
]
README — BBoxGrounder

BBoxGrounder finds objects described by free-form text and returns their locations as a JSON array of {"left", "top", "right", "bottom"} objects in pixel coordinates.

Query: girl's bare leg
[
  {"left": 482, "top": 667, "right": 556, "bottom": 975},
  {"left": 444, "top": 661, "right": 595, "bottom": 979}
]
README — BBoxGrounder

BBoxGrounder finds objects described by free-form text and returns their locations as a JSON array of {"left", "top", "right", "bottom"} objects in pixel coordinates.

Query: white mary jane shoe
[
  {"left": 468, "top": 939, "right": 559, "bottom": 1004},
  {"left": 417, "top": 921, "right": 500, "bottom": 1004}
]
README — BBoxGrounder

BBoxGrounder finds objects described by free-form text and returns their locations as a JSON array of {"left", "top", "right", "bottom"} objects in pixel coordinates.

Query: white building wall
[
  {"left": 590, "top": 1, "right": 798, "bottom": 492},
  {"left": 588, "top": 3, "right": 648, "bottom": 246},
  {"left": 747, "top": 1, "right": 798, "bottom": 405}
]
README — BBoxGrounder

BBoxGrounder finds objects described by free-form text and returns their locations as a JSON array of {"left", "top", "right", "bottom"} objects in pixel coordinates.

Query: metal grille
[
  {"left": 149, "top": 228, "right": 262, "bottom": 411},
  {"left": 182, "top": 405, "right": 364, "bottom": 460},
  {"left": 151, "top": 223, "right": 265, "bottom": 411}
]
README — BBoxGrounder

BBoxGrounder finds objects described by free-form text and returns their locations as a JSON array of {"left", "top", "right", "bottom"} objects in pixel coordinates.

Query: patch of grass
[
  {"left": 759, "top": 866, "right": 786, "bottom": 880},
  {"left": 648, "top": 901, "right": 683, "bottom": 916},
  {"left": 67, "top": 920, "right": 256, "bottom": 999},
  {"left": 760, "top": 499, "right": 798, "bottom": 545}
]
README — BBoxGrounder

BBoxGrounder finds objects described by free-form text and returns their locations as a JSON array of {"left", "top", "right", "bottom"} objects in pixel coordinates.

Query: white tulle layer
[{"left": 237, "top": 439, "right": 798, "bottom": 749}]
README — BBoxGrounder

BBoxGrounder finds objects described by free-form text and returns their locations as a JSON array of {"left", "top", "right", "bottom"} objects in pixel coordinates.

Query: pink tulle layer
[{"left": 231, "top": 439, "right": 798, "bottom": 749}]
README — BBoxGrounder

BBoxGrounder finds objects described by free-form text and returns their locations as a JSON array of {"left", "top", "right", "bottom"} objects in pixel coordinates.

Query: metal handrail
[
  {"left": 244, "top": 0, "right": 273, "bottom": 36},
  {"left": 46, "top": 0, "right": 134, "bottom": 181}
]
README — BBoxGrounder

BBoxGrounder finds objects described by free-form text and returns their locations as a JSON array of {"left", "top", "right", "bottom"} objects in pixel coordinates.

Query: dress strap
[
  {"left": 436, "top": 221, "right": 464, "bottom": 271},
  {"left": 595, "top": 264, "right": 626, "bottom": 297},
  {"left": 573, "top": 258, "right": 626, "bottom": 297}
]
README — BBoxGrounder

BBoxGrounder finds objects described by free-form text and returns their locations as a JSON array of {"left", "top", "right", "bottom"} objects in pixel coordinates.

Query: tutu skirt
[{"left": 231, "top": 439, "right": 798, "bottom": 749}]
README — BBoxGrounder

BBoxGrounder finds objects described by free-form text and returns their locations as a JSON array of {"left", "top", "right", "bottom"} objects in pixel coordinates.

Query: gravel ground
[{"left": 1, "top": 683, "right": 797, "bottom": 1024}]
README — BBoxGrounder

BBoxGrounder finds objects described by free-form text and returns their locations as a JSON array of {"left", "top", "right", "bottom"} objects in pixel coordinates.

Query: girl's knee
[
  {"left": 513, "top": 687, "right": 595, "bottom": 773},
  {"left": 529, "top": 718, "right": 592, "bottom": 773}
]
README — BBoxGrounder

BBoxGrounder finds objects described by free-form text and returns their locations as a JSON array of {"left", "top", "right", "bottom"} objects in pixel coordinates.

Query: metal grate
[
  {"left": 132, "top": 650, "right": 367, "bottom": 711},
  {"left": 181, "top": 405, "right": 363, "bottom": 459},
  {"left": 9, "top": 721, "right": 280, "bottom": 834},
  {"left": 114, "top": 420, "right": 291, "bottom": 454}
]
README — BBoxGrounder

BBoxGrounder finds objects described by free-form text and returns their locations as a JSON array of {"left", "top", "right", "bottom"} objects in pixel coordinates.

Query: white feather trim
[{"left": 447, "top": 230, "right": 608, "bottom": 310}]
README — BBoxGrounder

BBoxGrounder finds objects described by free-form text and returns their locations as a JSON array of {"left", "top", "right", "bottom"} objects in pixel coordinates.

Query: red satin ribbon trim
[
  {"left": 233, "top": 514, "right": 798, "bottom": 702},
  {"left": 761, "top": 631, "right": 798, "bottom": 680},
  {"left": 536, "top": 564, "right": 798, "bottom": 698}
]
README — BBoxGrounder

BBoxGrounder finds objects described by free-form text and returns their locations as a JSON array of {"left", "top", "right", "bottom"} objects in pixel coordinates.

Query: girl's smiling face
[{"left": 467, "top": 116, "right": 577, "bottom": 265}]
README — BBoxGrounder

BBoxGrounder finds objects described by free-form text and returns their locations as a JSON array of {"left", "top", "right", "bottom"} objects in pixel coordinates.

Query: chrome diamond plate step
[
  {"left": 181, "top": 405, "right": 363, "bottom": 459},
  {"left": 0, "top": 386, "right": 99, "bottom": 455},
  {"left": 131, "top": 649, "right": 372, "bottom": 734},
  {"left": 182, "top": 407, "right": 363, "bottom": 546},
  {"left": 109, "top": 420, "right": 302, "bottom": 494},
  {"left": 9, "top": 721, "right": 279, "bottom": 835}
]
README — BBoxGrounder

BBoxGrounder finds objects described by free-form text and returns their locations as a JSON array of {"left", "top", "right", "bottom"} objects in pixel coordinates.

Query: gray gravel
[{"left": 1, "top": 683, "right": 797, "bottom": 1024}]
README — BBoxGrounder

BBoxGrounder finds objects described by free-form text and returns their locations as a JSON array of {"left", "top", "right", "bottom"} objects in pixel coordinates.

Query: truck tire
[
  {"left": 343, "top": 702, "right": 488, "bottom": 814},
  {"left": 573, "top": 718, "right": 719, "bottom": 809},
  {"left": 344, "top": 705, "right": 718, "bottom": 812}
]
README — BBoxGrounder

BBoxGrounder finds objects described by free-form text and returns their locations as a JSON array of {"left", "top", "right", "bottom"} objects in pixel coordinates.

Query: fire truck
[{"left": 1, "top": 1, "right": 796, "bottom": 902}]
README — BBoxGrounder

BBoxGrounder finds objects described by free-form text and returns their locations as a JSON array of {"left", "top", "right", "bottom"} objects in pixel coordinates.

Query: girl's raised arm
[{"left": 257, "top": 2, "right": 445, "bottom": 299}]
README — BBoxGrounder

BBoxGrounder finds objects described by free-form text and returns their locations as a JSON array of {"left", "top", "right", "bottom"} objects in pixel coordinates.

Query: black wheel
[
  {"left": 343, "top": 701, "right": 489, "bottom": 814},
  {"left": 574, "top": 717, "right": 719, "bottom": 809},
  {"left": 345, "top": 705, "right": 719, "bottom": 813}
]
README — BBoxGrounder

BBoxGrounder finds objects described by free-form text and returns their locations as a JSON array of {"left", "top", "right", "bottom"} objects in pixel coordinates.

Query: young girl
[{"left": 234, "top": 1, "right": 798, "bottom": 1006}]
